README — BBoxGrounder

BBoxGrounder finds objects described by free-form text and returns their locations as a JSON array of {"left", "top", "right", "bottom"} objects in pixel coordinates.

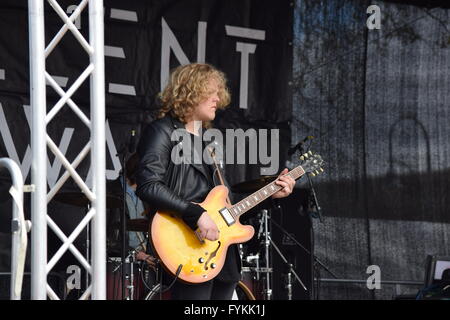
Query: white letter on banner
[
  {"left": 0, "top": 103, "right": 32, "bottom": 179},
  {"left": 367, "top": 5, "right": 381, "bottom": 30},
  {"left": 161, "top": 18, "right": 207, "bottom": 90},
  {"left": 225, "top": 26, "right": 265, "bottom": 109},
  {"left": 366, "top": 265, "right": 381, "bottom": 289}
]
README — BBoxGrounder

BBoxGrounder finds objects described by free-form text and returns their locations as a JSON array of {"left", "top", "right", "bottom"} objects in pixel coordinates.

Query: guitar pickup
[{"left": 219, "top": 207, "right": 235, "bottom": 226}]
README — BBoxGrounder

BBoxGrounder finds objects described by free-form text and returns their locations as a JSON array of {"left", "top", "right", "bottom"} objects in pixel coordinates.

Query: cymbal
[
  {"left": 53, "top": 192, "right": 122, "bottom": 209},
  {"left": 127, "top": 218, "right": 148, "bottom": 232},
  {"left": 231, "top": 175, "right": 278, "bottom": 193}
]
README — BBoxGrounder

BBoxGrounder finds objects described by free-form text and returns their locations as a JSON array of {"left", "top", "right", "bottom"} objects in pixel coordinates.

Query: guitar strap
[{"left": 207, "top": 146, "right": 232, "bottom": 205}]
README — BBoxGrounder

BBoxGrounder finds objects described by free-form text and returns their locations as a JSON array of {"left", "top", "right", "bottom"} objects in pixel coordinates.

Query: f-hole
[{"left": 204, "top": 241, "right": 221, "bottom": 270}]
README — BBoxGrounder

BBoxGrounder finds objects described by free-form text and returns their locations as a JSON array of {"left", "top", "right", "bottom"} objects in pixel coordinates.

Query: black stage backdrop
[
  {"left": 292, "top": 0, "right": 450, "bottom": 299},
  {"left": 0, "top": 0, "right": 293, "bottom": 293}
]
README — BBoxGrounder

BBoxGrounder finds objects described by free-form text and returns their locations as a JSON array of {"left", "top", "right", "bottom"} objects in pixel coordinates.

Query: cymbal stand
[
  {"left": 125, "top": 250, "right": 136, "bottom": 300},
  {"left": 120, "top": 157, "right": 127, "bottom": 300},
  {"left": 261, "top": 209, "right": 272, "bottom": 300},
  {"left": 287, "top": 264, "right": 293, "bottom": 300}
]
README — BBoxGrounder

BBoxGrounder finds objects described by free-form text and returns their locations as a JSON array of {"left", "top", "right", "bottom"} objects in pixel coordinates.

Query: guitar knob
[
  {"left": 198, "top": 257, "right": 205, "bottom": 263},
  {"left": 211, "top": 263, "right": 217, "bottom": 269}
]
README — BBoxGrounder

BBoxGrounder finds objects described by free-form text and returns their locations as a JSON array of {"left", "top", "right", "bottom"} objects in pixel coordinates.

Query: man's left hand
[{"left": 272, "top": 168, "right": 295, "bottom": 199}]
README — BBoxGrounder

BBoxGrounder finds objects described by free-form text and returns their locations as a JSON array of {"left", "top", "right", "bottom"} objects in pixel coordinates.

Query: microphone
[
  {"left": 128, "top": 129, "right": 137, "bottom": 154},
  {"left": 287, "top": 135, "right": 314, "bottom": 156}
]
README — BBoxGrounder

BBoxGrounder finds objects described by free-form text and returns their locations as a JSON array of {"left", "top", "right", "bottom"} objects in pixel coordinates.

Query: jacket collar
[
  {"left": 168, "top": 115, "right": 212, "bottom": 182},
  {"left": 169, "top": 116, "right": 184, "bottom": 130}
]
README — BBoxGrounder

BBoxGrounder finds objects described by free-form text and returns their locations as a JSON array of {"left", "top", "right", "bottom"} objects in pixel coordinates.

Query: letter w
[{"left": 0, "top": 103, "right": 74, "bottom": 187}]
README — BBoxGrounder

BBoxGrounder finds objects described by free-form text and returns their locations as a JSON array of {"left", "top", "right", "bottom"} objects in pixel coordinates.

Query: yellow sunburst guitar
[{"left": 150, "top": 151, "right": 324, "bottom": 283}]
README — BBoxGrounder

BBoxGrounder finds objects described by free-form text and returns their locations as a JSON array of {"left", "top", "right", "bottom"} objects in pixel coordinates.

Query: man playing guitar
[{"left": 135, "top": 63, "right": 295, "bottom": 300}]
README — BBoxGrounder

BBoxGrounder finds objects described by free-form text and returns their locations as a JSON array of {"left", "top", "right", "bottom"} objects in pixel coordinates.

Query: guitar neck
[{"left": 229, "top": 165, "right": 306, "bottom": 218}]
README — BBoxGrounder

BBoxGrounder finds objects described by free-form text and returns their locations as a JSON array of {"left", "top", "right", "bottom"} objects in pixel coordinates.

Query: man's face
[{"left": 192, "top": 78, "right": 220, "bottom": 122}]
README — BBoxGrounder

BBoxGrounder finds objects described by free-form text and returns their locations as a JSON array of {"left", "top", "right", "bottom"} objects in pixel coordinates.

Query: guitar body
[{"left": 150, "top": 185, "right": 254, "bottom": 284}]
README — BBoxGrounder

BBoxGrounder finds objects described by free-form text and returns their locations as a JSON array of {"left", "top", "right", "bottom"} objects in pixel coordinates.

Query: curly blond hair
[{"left": 158, "top": 63, "right": 231, "bottom": 127}]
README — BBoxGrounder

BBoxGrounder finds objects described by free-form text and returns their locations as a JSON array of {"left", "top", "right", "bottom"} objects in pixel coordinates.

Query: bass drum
[{"left": 232, "top": 281, "right": 256, "bottom": 300}]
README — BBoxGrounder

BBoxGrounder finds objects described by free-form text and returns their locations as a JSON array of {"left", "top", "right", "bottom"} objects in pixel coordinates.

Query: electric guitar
[{"left": 150, "top": 151, "right": 324, "bottom": 283}]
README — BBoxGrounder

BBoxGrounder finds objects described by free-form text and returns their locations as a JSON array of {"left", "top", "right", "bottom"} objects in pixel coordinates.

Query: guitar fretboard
[{"left": 228, "top": 165, "right": 305, "bottom": 218}]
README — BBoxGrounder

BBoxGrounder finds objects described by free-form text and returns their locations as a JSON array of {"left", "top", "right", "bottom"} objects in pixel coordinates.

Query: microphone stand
[
  {"left": 306, "top": 175, "right": 323, "bottom": 223},
  {"left": 118, "top": 129, "right": 137, "bottom": 299},
  {"left": 117, "top": 150, "right": 128, "bottom": 300},
  {"left": 117, "top": 133, "right": 134, "bottom": 299}
]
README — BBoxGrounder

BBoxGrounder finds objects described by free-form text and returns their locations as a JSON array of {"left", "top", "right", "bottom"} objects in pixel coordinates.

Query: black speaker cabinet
[{"left": 271, "top": 188, "right": 312, "bottom": 300}]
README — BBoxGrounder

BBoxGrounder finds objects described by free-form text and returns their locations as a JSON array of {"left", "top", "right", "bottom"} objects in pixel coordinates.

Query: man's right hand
[{"left": 197, "top": 211, "right": 220, "bottom": 241}]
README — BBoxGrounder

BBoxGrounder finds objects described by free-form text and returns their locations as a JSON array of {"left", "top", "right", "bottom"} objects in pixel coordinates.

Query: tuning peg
[
  {"left": 308, "top": 151, "right": 313, "bottom": 156},
  {"left": 320, "top": 168, "right": 324, "bottom": 173},
  {"left": 310, "top": 172, "right": 316, "bottom": 177},
  {"left": 304, "top": 153, "right": 309, "bottom": 158},
  {"left": 300, "top": 155, "right": 305, "bottom": 161},
  {"left": 315, "top": 170, "right": 320, "bottom": 175}
]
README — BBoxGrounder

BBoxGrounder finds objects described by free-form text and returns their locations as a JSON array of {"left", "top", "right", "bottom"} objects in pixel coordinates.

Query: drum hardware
[
  {"left": 285, "top": 264, "right": 294, "bottom": 300},
  {"left": 125, "top": 252, "right": 135, "bottom": 300},
  {"left": 242, "top": 267, "right": 273, "bottom": 273},
  {"left": 261, "top": 209, "right": 272, "bottom": 300},
  {"left": 240, "top": 208, "right": 274, "bottom": 300},
  {"left": 240, "top": 206, "right": 308, "bottom": 300},
  {"left": 245, "top": 254, "right": 260, "bottom": 280},
  {"left": 110, "top": 251, "right": 137, "bottom": 300},
  {"left": 107, "top": 252, "right": 146, "bottom": 300}
]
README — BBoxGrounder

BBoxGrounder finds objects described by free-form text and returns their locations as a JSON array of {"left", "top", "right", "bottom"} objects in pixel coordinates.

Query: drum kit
[{"left": 53, "top": 174, "right": 305, "bottom": 300}]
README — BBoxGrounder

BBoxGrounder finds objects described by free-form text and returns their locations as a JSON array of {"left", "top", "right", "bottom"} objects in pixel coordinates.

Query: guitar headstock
[{"left": 299, "top": 151, "right": 324, "bottom": 177}]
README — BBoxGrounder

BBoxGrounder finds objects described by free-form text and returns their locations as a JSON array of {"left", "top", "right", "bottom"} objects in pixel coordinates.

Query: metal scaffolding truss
[{"left": 28, "top": 0, "right": 106, "bottom": 299}]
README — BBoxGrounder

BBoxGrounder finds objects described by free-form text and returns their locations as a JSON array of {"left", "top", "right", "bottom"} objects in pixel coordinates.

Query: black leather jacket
[
  {"left": 136, "top": 115, "right": 241, "bottom": 282},
  {"left": 136, "top": 116, "right": 211, "bottom": 228}
]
